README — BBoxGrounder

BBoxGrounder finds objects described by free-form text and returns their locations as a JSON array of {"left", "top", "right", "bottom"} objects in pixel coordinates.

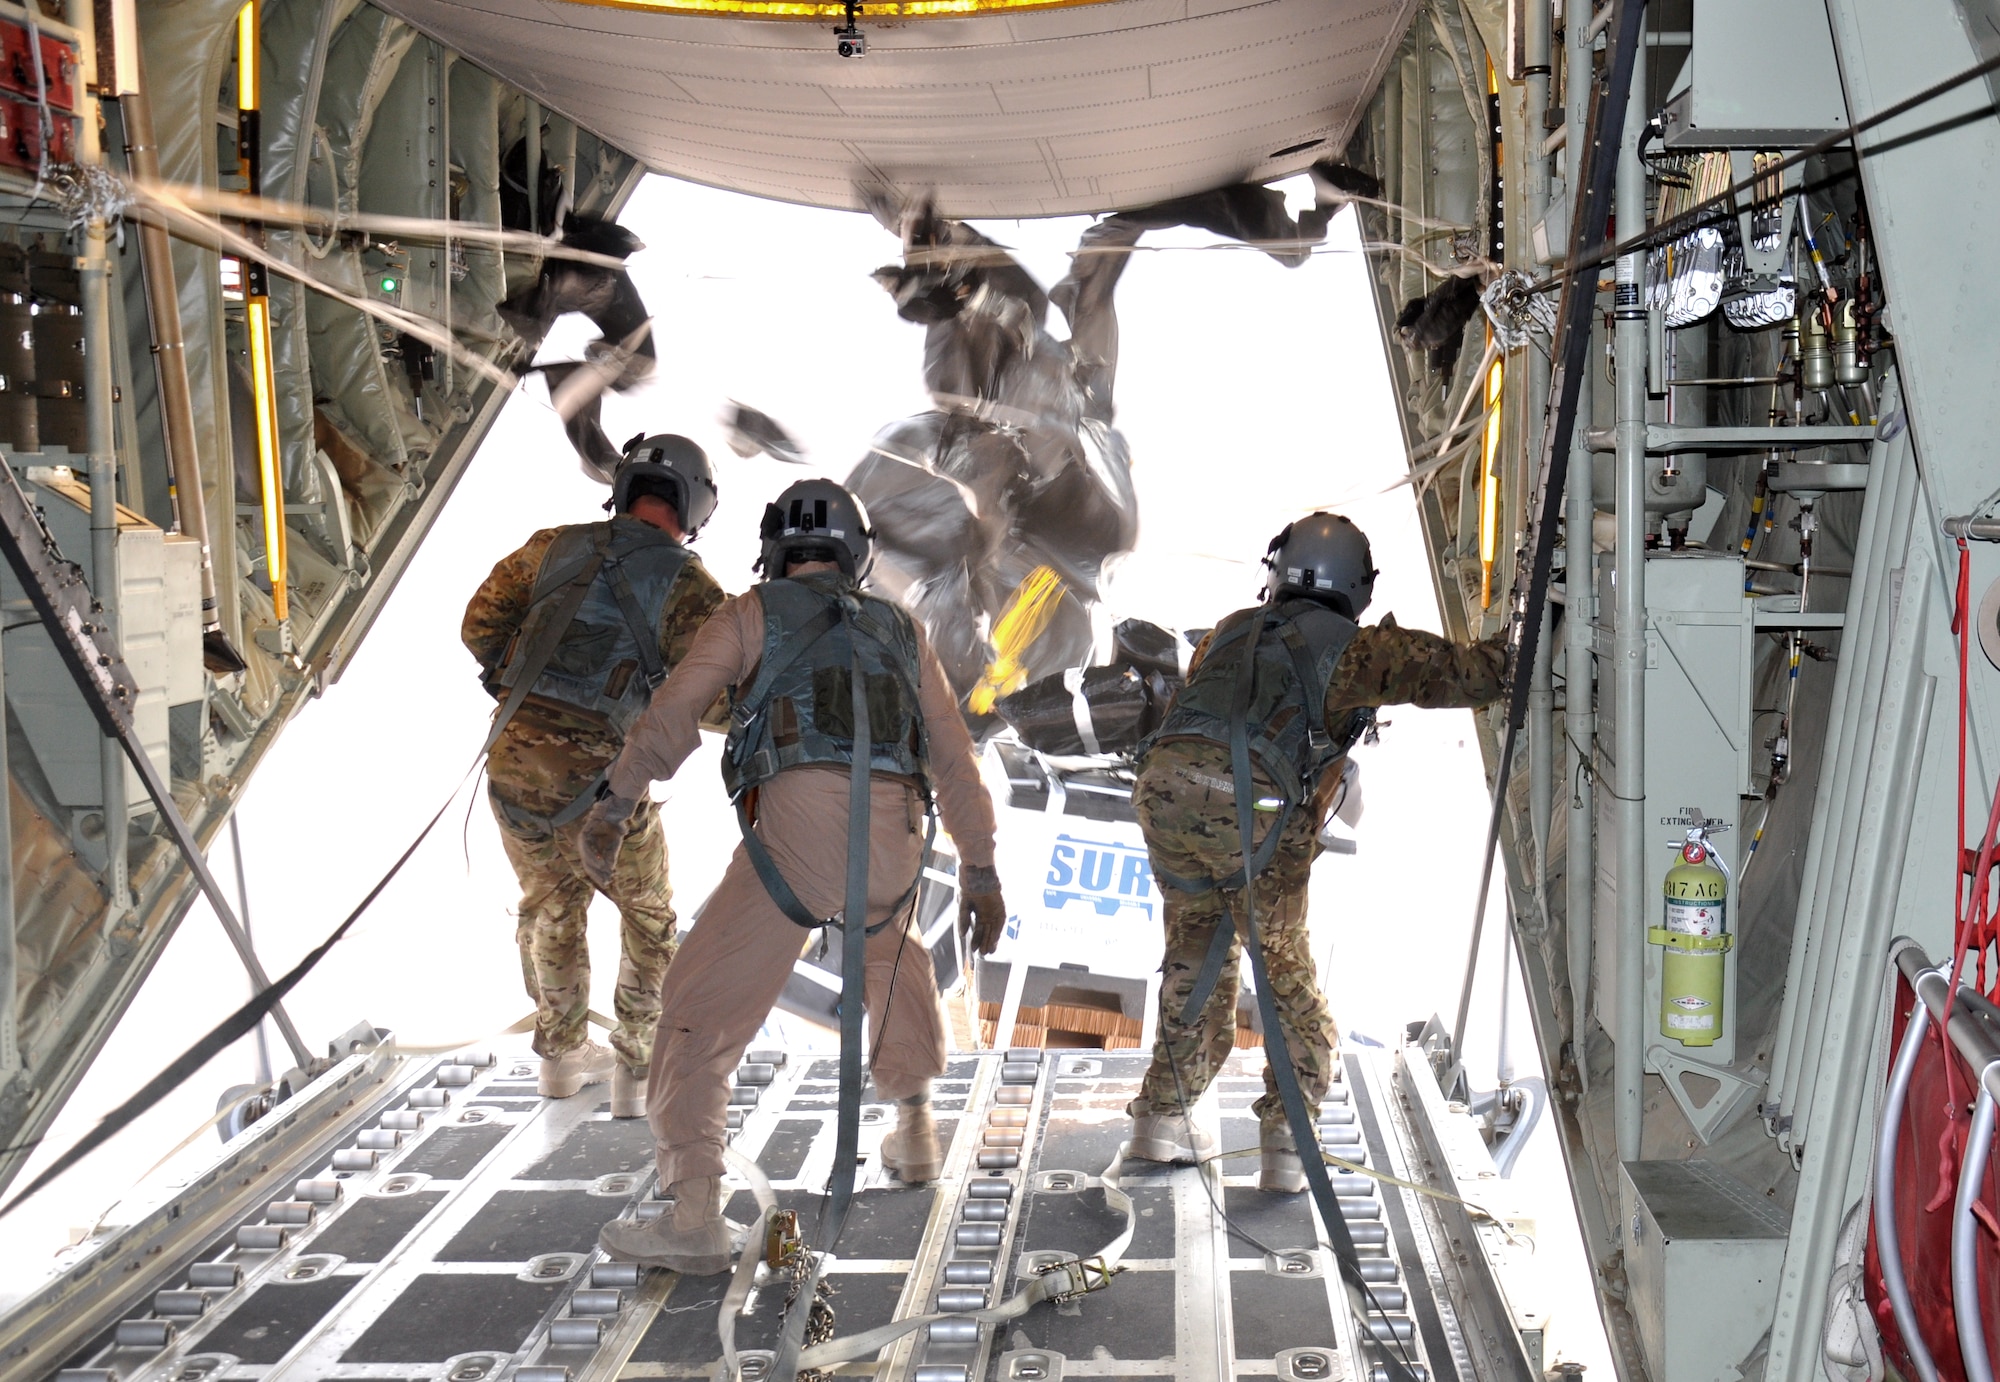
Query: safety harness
[
  {"left": 1146, "top": 600, "right": 1360, "bottom": 895},
  {"left": 486, "top": 522, "right": 689, "bottom": 829},
  {"left": 1163, "top": 606, "right": 1421, "bottom": 1382},
  {"left": 721, "top": 579, "right": 938, "bottom": 1269}
]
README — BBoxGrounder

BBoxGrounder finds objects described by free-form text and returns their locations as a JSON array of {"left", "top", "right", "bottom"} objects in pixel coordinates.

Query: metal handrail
[
  {"left": 1890, "top": 940, "right": 2000, "bottom": 1380},
  {"left": 1876, "top": 970, "right": 1942, "bottom": 1382},
  {"left": 1958, "top": 1078, "right": 2000, "bottom": 1382}
]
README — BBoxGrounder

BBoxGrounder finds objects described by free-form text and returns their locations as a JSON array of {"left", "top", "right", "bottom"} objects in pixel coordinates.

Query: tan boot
[
  {"left": 1127, "top": 1103, "right": 1216, "bottom": 1164},
  {"left": 610, "top": 1064, "right": 648, "bottom": 1119},
  {"left": 1258, "top": 1125, "right": 1308, "bottom": 1193},
  {"left": 539, "top": 1039, "right": 616, "bottom": 1098},
  {"left": 597, "top": 1176, "right": 747, "bottom": 1274},
  {"left": 880, "top": 1097, "right": 941, "bottom": 1183}
]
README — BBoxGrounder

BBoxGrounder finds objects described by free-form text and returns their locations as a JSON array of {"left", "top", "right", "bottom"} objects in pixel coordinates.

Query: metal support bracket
[
  {"left": 1729, "top": 151, "right": 1802, "bottom": 281},
  {"left": 1644, "top": 1042, "right": 1768, "bottom": 1143},
  {"left": 0, "top": 460, "right": 312, "bottom": 1067}
]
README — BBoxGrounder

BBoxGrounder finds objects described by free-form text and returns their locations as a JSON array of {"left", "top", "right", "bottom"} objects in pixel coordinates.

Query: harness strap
[
  {"left": 763, "top": 603, "right": 876, "bottom": 1382},
  {"left": 1223, "top": 614, "right": 1413, "bottom": 1382},
  {"left": 736, "top": 793, "right": 933, "bottom": 938},
  {"left": 603, "top": 551, "right": 669, "bottom": 691},
  {"left": 491, "top": 770, "right": 610, "bottom": 835},
  {"left": 825, "top": 602, "right": 874, "bottom": 1246},
  {"left": 733, "top": 601, "right": 842, "bottom": 734},
  {"left": 787, "top": 1123, "right": 1141, "bottom": 1372},
  {"left": 1150, "top": 795, "right": 1293, "bottom": 899},
  {"left": 1277, "top": 619, "right": 1332, "bottom": 745},
  {"left": 1178, "top": 915, "right": 1240, "bottom": 1028},
  {"left": 483, "top": 539, "right": 609, "bottom": 758},
  {"left": 734, "top": 796, "right": 828, "bottom": 929}
]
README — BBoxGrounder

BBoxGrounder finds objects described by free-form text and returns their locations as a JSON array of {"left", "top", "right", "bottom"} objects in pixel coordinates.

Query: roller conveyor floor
[{"left": 23, "top": 1038, "right": 1535, "bottom": 1382}]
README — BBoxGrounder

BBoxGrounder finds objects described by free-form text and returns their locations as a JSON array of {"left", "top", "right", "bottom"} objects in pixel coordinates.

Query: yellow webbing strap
[{"left": 969, "top": 565, "right": 1066, "bottom": 714}]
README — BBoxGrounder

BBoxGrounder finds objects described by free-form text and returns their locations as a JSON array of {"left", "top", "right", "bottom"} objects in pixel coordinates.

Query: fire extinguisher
[{"left": 1650, "top": 826, "right": 1733, "bottom": 1048}]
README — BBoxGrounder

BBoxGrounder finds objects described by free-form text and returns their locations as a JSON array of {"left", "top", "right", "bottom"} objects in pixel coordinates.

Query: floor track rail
[{"left": 13, "top": 1042, "right": 1538, "bottom": 1382}]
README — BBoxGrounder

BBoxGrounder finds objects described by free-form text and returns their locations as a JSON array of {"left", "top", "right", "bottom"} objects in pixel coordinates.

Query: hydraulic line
[
  {"left": 120, "top": 63, "right": 231, "bottom": 657},
  {"left": 1610, "top": 23, "right": 1650, "bottom": 1165}
]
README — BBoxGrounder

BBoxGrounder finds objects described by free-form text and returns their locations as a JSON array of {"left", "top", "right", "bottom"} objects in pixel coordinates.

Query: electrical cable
[{"left": 1526, "top": 43, "right": 2000, "bottom": 299}]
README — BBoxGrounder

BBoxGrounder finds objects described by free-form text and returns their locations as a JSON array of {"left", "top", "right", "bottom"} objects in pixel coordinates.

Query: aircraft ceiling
[{"left": 372, "top": 0, "right": 1417, "bottom": 217}]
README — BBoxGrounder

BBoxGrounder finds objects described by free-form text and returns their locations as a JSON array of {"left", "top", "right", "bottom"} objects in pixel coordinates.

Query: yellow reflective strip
[
  {"left": 246, "top": 294, "right": 286, "bottom": 622},
  {"left": 236, "top": 3, "right": 258, "bottom": 112}
]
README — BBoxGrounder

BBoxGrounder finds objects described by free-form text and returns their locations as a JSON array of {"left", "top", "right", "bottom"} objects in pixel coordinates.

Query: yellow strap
[
  {"left": 1647, "top": 927, "right": 1734, "bottom": 952},
  {"left": 969, "top": 566, "right": 1066, "bottom": 714}
]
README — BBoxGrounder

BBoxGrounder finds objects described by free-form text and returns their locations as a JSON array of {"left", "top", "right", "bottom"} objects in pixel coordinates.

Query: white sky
[{"left": 0, "top": 178, "right": 1610, "bottom": 1371}]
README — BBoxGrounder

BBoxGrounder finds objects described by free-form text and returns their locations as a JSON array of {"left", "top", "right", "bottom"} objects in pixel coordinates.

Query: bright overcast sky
[{"left": 0, "top": 176, "right": 1610, "bottom": 1370}]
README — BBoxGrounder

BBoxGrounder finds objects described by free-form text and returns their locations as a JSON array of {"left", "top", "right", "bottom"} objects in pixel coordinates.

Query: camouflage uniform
[
  {"left": 1132, "top": 616, "right": 1507, "bottom": 1135},
  {"left": 462, "top": 522, "right": 725, "bottom": 1068}
]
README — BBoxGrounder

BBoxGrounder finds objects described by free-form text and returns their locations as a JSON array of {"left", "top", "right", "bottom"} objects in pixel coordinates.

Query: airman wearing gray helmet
[
  {"left": 460, "top": 433, "right": 725, "bottom": 1119},
  {"left": 1123, "top": 512, "right": 1509, "bottom": 1192},
  {"left": 579, "top": 479, "right": 1005, "bottom": 1275}
]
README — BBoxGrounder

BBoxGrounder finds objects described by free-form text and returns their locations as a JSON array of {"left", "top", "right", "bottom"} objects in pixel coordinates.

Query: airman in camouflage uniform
[
  {"left": 465, "top": 527, "right": 721, "bottom": 1067},
  {"left": 461, "top": 436, "right": 726, "bottom": 1108},
  {"left": 1125, "top": 514, "right": 1506, "bottom": 1190}
]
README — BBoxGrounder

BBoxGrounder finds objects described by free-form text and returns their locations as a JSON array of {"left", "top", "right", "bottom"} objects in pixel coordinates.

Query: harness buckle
[{"left": 1033, "top": 1254, "right": 1120, "bottom": 1303}]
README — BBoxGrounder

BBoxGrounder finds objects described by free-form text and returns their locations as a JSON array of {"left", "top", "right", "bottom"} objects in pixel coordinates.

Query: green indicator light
[{"left": 380, "top": 276, "right": 398, "bottom": 293}]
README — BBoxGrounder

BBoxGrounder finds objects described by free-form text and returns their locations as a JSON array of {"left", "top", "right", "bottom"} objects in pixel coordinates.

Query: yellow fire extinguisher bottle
[{"left": 1651, "top": 829, "right": 1733, "bottom": 1048}]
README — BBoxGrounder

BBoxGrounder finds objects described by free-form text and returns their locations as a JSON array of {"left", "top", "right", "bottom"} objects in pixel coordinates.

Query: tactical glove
[
  {"left": 577, "top": 791, "right": 640, "bottom": 892},
  {"left": 957, "top": 863, "right": 1008, "bottom": 957}
]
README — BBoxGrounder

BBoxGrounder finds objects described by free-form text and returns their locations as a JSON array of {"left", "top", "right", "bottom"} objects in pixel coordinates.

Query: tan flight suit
[
  {"left": 1133, "top": 616, "right": 1507, "bottom": 1136},
  {"left": 462, "top": 519, "right": 726, "bottom": 1069},
  {"left": 608, "top": 584, "right": 998, "bottom": 1186}
]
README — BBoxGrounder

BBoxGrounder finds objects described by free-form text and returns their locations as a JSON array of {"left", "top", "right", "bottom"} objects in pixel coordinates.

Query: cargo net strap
[{"left": 713, "top": 1115, "right": 1138, "bottom": 1374}]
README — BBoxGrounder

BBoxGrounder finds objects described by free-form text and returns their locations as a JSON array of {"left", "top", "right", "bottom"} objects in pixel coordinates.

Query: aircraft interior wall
[
  {"left": 1346, "top": 3, "right": 2000, "bottom": 1380},
  {"left": 0, "top": 0, "right": 645, "bottom": 1207}
]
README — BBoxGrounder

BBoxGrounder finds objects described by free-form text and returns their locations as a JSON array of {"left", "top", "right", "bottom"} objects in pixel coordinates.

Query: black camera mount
[{"left": 834, "top": 0, "right": 865, "bottom": 57}]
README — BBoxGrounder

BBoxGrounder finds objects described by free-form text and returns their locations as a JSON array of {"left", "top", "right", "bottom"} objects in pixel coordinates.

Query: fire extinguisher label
[
  {"left": 1663, "top": 899, "right": 1723, "bottom": 936},
  {"left": 1666, "top": 1012, "right": 1717, "bottom": 1031}
]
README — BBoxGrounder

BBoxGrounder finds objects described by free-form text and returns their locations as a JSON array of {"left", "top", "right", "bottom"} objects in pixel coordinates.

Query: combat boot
[
  {"left": 597, "top": 1176, "right": 747, "bottom": 1274},
  {"left": 1127, "top": 1102, "right": 1216, "bottom": 1164},
  {"left": 880, "top": 1094, "right": 941, "bottom": 1182},
  {"left": 540, "top": 1039, "right": 616, "bottom": 1098},
  {"left": 1259, "top": 1125, "right": 1308, "bottom": 1194},
  {"left": 610, "top": 1064, "right": 648, "bottom": 1119}
]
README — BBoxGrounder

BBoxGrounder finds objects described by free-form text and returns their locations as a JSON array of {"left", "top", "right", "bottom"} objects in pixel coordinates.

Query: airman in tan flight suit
[{"left": 581, "top": 479, "right": 1007, "bottom": 1274}]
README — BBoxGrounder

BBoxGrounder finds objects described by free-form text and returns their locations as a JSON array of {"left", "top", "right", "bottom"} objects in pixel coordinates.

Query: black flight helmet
[
  {"left": 1263, "top": 512, "right": 1377, "bottom": 618},
  {"left": 758, "top": 479, "right": 876, "bottom": 579},
  {"left": 612, "top": 433, "right": 718, "bottom": 537}
]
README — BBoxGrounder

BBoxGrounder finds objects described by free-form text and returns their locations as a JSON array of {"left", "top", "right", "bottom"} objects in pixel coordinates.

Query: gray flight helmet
[
  {"left": 758, "top": 478, "right": 876, "bottom": 579},
  {"left": 612, "top": 433, "right": 718, "bottom": 537},
  {"left": 1263, "top": 512, "right": 1377, "bottom": 618}
]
